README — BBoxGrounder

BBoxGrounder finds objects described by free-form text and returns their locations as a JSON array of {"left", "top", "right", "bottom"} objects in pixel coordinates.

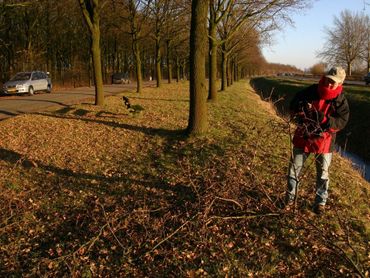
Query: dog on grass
[
  {"left": 122, "top": 96, "right": 131, "bottom": 109},
  {"left": 122, "top": 96, "right": 144, "bottom": 114}
]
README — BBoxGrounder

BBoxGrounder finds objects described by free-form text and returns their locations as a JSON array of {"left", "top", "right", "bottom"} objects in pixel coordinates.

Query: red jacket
[{"left": 290, "top": 84, "right": 350, "bottom": 153}]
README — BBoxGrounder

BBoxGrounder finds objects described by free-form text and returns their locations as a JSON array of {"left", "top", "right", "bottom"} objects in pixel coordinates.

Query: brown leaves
[{"left": 0, "top": 82, "right": 368, "bottom": 277}]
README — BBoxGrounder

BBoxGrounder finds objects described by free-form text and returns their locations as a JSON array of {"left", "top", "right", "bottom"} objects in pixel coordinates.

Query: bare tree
[
  {"left": 187, "top": 0, "right": 209, "bottom": 135},
  {"left": 317, "top": 10, "right": 367, "bottom": 76},
  {"left": 0, "top": 0, "right": 130, "bottom": 87},
  {"left": 78, "top": 0, "right": 106, "bottom": 105},
  {"left": 148, "top": 0, "right": 168, "bottom": 88},
  {"left": 171, "top": 31, "right": 190, "bottom": 82},
  {"left": 207, "top": 0, "right": 233, "bottom": 101},
  {"left": 228, "top": 26, "right": 261, "bottom": 82},
  {"left": 148, "top": 0, "right": 185, "bottom": 87},
  {"left": 360, "top": 14, "right": 370, "bottom": 72},
  {"left": 121, "top": 0, "right": 150, "bottom": 93},
  {"left": 209, "top": 0, "right": 310, "bottom": 95},
  {"left": 0, "top": 0, "right": 310, "bottom": 95},
  {"left": 163, "top": 0, "right": 189, "bottom": 83},
  {"left": 310, "top": 62, "right": 327, "bottom": 75}
]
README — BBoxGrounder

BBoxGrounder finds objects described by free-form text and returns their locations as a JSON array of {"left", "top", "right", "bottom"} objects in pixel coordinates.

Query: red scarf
[{"left": 317, "top": 77, "right": 342, "bottom": 100}]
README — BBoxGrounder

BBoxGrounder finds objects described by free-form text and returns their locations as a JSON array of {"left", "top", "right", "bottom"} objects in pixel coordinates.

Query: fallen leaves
[{"left": 0, "top": 82, "right": 368, "bottom": 277}]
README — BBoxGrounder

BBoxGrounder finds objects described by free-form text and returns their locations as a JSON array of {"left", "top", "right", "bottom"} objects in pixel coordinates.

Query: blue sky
[{"left": 262, "top": 0, "right": 370, "bottom": 70}]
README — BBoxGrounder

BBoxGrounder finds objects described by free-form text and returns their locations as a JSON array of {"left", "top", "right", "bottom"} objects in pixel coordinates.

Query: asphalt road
[
  {"left": 1, "top": 78, "right": 366, "bottom": 121},
  {"left": 0, "top": 82, "right": 152, "bottom": 120}
]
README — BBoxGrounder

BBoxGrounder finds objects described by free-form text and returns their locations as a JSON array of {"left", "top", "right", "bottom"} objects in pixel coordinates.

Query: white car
[{"left": 2, "top": 71, "right": 52, "bottom": 95}]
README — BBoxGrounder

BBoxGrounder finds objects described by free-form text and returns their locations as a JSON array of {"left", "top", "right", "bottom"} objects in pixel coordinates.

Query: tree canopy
[
  {"left": 0, "top": 0, "right": 310, "bottom": 132},
  {"left": 317, "top": 10, "right": 370, "bottom": 75}
]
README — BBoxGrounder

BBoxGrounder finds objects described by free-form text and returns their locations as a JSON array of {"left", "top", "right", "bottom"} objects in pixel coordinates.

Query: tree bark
[
  {"left": 91, "top": 27, "right": 104, "bottom": 105},
  {"left": 347, "top": 62, "right": 352, "bottom": 77},
  {"left": 221, "top": 44, "right": 227, "bottom": 91},
  {"left": 230, "top": 58, "right": 234, "bottom": 85},
  {"left": 79, "top": 0, "right": 104, "bottom": 106},
  {"left": 182, "top": 59, "right": 187, "bottom": 80},
  {"left": 133, "top": 39, "right": 143, "bottom": 93},
  {"left": 208, "top": 1, "right": 217, "bottom": 101},
  {"left": 227, "top": 60, "right": 230, "bottom": 86},
  {"left": 167, "top": 40, "right": 172, "bottom": 84},
  {"left": 155, "top": 37, "right": 162, "bottom": 88},
  {"left": 176, "top": 56, "right": 180, "bottom": 82},
  {"left": 208, "top": 27, "right": 218, "bottom": 101},
  {"left": 187, "top": 0, "right": 209, "bottom": 135}
]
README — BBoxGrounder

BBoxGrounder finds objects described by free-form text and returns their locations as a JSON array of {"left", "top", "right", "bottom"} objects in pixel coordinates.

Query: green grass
[{"left": 0, "top": 81, "right": 369, "bottom": 276}]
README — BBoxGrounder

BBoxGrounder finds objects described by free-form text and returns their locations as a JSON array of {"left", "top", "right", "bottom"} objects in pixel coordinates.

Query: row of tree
[
  {"left": 187, "top": 0, "right": 308, "bottom": 134},
  {"left": 0, "top": 0, "right": 310, "bottom": 134}
]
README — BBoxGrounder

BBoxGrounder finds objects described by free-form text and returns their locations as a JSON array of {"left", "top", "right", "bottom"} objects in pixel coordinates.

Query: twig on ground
[
  {"left": 303, "top": 218, "right": 365, "bottom": 278},
  {"left": 205, "top": 212, "right": 280, "bottom": 225},
  {"left": 214, "top": 197, "right": 243, "bottom": 209},
  {"left": 48, "top": 222, "right": 109, "bottom": 267},
  {"left": 204, "top": 196, "right": 244, "bottom": 221},
  {"left": 334, "top": 208, "right": 361, "bottom": 268},
  {"left": 100, "top": 204, "right": 126, "bottom": 250},
  {"left": 146, "top": 214, "right": 198, "bottom": 255},
  {"left": 248, "top": 170, "right": 278, "bottom": 211}
]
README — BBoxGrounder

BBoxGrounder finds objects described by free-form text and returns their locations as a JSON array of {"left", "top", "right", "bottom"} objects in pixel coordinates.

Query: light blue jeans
[{"left": 287, "top": 147, "right": 333, "bottom": 206}]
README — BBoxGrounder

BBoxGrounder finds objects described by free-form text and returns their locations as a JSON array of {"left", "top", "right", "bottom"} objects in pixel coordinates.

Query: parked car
[
  {"left": 112, "top": 72, "right": 130, "bottom": 84},
  {"left": 2, "top": 71, "right": 52, "bottom": 95},
  {"left": 364, "top": 72, "right": 370, "bottom": 85}
]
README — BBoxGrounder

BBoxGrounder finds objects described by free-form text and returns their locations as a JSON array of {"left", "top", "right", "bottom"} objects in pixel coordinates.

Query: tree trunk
[
  {"left": 45, "top": 0, "right": 52, "bottom": 73},
  {"left": 176, "top": 56, "right": 180, "bottom": 82},
  {"left": 182, "top": 59, "right": 187, "bottom": 80},
  {"left": 91, "top": 27, "right": 104, "bottom": 105},
  {"left": 208, "top": 25, "right": 217, "bottom": 101},
  {"left": 230, "top": 59, "right": 234, "bottom": 85},
  {"left": 168, "top": 63, "right": 173, "bottom": 83},
  {"left": 167, "top": 40, "right": 172, "bottom": 84},
  {"left": 207, "top": 4, "right": 217, "bottom": 101},
  {"left": 133, "top": 40, "right": 143, "bottom": 93},
  {"left": 226, "top": 58, "right": 231, "bottom": 87},
  {"left": 187, "top": 0, "right": 209, "bottom": 135},
  {"left": 221, "top": 47, "right": 227, "bottom": 91},
  {"left": 156, "top": 38, "right": 162, "bottom": 88},
  {"left": 347, "top": 62, "right": 352, "bottom": 77},
  {"left": 79, "top": 0, "right": 104, "bottom": 106}
]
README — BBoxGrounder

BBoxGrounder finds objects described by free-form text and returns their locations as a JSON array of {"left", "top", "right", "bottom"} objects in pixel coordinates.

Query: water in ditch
[{"left": 337, "top": 146, "right": 370, "bottom": 182}]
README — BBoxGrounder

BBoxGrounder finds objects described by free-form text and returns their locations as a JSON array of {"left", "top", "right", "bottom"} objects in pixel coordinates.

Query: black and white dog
[{"left": 122, "top": 96, "right": 131, "bottom": 109}]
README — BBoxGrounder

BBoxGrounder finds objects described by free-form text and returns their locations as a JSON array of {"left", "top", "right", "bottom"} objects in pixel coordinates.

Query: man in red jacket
[{"left": 286, "top": 66, "right": 350, "bottom": 214}]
